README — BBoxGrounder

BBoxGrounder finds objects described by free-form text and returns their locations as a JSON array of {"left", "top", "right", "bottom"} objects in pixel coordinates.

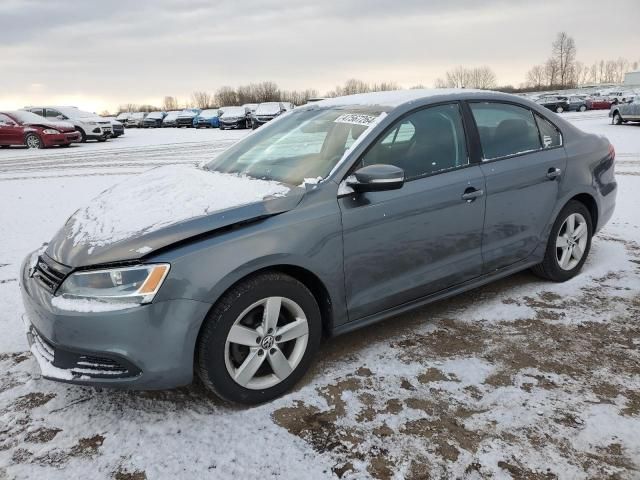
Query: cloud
[{"left": 1, "top": 0, "right": 639, "bottom": 111}]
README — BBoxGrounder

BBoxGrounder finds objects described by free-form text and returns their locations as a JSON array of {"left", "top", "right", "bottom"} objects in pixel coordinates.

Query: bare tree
[
  {"left": 162, "top": 96, "right": 179, "bottom": 111},
  {"left": 469, "top": 66, "right": 497, "bottom": 89},
  {"left": 434, "top": 66, "right": 496, "bottom": 89},
  {"left": 526, "top": 65, "right": 546, "bottom": 89},
  {"left": 191, "top": 91, "right": 213, "bottom": 109},
  {"left": 544, "top": 58, "right": 559, "bottom": 87},
  {"left": 551, "top": 32, "right": 577, "bottom": 87},
  {"left": 215, "top": 86, "right": 238, "bottom": 106}
]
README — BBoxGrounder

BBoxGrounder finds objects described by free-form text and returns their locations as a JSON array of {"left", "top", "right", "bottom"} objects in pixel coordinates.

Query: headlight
[
  {"left": 57, "top": 264, "right": 170, "bottom": 305},
  {"left": 42, "top": 129, "right": 60, "bottom": 135}
]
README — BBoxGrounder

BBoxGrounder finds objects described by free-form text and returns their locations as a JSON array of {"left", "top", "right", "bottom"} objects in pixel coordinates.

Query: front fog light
[{"left": 57, "top": 264, "right": 170, "bottom": 304}]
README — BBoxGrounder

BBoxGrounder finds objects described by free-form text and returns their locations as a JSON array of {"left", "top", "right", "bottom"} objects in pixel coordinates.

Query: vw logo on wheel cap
[{"left": 260, "top": 335, "right": 275, "bottom": 350}]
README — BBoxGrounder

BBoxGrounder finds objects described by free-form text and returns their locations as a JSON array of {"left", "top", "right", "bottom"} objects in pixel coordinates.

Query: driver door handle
[
  {"left": 461, "top": 187, "right": 484, "bottom": 202},
  {"left": 547, "top": 167, "right": 562, "bottom": 180}
]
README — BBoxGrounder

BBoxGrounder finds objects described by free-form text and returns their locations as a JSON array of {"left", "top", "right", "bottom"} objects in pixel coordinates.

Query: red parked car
[
  {"left": 586, "top": 97, "right": 613, "bottom": 110},
  {"left": 0, "top": 111, "right": 81, "bottom": 149}
]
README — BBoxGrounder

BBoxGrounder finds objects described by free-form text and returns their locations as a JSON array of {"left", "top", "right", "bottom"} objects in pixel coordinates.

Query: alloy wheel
[
  {"left": 224, "top": 296, "right": 309, "bottom": 390},
  {"left": 26, "top": 135, "right": 42, "bottom": 149},
  {"left": 555, "top": 213, "right": 588, "bottom": 271}
]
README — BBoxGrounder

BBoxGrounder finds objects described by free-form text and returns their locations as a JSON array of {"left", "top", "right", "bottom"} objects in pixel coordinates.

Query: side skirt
[{"left": 332, "top": 257, "right": 540, "bottom": 336}]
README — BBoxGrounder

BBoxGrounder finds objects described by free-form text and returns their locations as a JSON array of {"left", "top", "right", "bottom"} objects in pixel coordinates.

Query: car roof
[{"left": 311, "top": 88, "right": 517, "bottom": 111}]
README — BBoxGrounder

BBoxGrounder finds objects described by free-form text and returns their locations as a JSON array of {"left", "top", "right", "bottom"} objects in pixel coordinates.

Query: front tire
[
  {"left": 612, "top": 112, "right": 623, "bottom": 125},
  {"left": 579, "top": 105, "right": 587, "bottom": 112},
  {"left": 76, "top": 128, "right": 87, "bottom": 143},
  {"left": 532, "top": 200, "right": 593, "bottom": 282},
  {"left": 24, "top": 133, "right": 43, "bottom": 149},
  {"left": 196, "top": 272, "right": 322, "bottom": 405},
  {"left": 556, "top": 106, "right": 564, "bottom": 113}
]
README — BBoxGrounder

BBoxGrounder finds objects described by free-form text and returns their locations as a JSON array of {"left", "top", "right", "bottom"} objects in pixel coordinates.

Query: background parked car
[
  {"left": 176, "top": 109, "right": 201, "bottom": 128},
  {"left": 610, "top": 96, "right": 640, "bottom": 124},
  {"left": 116, "top": 112, "right": 132, "bottom": 125},
  {"left": 143, "top": 111, "right": 167, "bottom": 128},
  {"left": 586, "top": 97, "right": 613, "bottom": 110},
  {"left": 251, "top": 102, "right": 289, "bottom": 129},
  {"left": 162, "top": 111, "right": 181, "bottom": 127},
  {"left": 24, "top": 106, "right": 112, "bottom": 142},
  {"left": 536, "top": 96, "right": 570, "bottom": 113},
  {"left": 219, "top": 106, "right": 251, "bottom": 129},
  {"left": 242, "top": 103, "right": 258, "bottom": 115},
  {"left": 0, "top": 110, "right": 81, "bottom": 148},
  {"left": 125, "top": 112, "right": 147, "bottom": 128},
  {"left": 193, "top": 109, "right": 220, "bottom": 128},
  {"left": 102, "top": 117, "right": 125, "bottom": 137},
  {"left": 567, "top": 95, "right": 589, "bottom": 112}
]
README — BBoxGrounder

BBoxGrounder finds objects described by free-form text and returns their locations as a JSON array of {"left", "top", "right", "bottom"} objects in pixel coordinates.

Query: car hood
[
  {"left": 46, "top": 165, "right": 304, "bottom": 267},
  {"left": 23, "top": 120, "right": 75, "bottom": 132}
]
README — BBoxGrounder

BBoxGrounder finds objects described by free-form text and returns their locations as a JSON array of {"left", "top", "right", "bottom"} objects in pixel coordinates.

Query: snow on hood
[{"left": 66, "top": 165, "right": 290, "bottom": 251}]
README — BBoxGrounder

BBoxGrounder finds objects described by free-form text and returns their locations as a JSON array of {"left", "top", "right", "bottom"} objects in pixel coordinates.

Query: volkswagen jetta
[{"left": 20, "top": 90, "right": 616, "bottom": 404}]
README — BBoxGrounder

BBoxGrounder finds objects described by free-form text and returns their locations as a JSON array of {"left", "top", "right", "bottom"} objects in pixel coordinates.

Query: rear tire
[
  {"left": 532, "top": 200, "right": 593, "bottom": 282},
  {"left": 24, "top": 133, "right": 43, "bottom": 149},
  {"left": 612, "top": 112, "right": 623, "bottom": 125},
  {"left": 196, "top": 272, "right": 322, "bottom": 405},
  {"left": 556, "top": 106, "right": 564, "bottom": 113},
  {"left": 579, "top": 105, "right": 587, "bottom": 112}
]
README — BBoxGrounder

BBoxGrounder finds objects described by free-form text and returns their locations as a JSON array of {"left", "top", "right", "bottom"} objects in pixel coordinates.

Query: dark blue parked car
[{"left": 193, "top": 109, "right": 221, "bottom": 128}]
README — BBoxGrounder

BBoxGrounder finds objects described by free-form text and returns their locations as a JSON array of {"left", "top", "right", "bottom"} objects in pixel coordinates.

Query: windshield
[
  {"left": 255, "top": 103, "right": 281, "bottom": 115},
  {"left": 147, "top": 112, "right": 164, "bottom": 119},
  {"left": 200, "top": 109, "right": 219, "bottom": 118},
  {"left": 59, "top": 107, "right": 97, "bottom": 119},
  {"left": 10, "top": 111, "right": 51, "bottom": 124},
  {"left": 204, "top": 106, "right": 384, "bottom": 186},
  {"left": 116, "top": 113, "right": 129, "bottom": 119},
  {"left": 221, "top": 106, "right": 246, "bottom": 117},
  {"left": 178, "top": 110, "right": 196, "bottom": 117}
]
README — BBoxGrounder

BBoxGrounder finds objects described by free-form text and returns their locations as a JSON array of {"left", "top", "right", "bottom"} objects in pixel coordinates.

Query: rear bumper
[{"left": 20, "top": 254, "right": 212, "bottom": 389}]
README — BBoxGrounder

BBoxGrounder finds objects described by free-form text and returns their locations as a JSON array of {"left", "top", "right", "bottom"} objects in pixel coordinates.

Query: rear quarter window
[{"left": 535, "top": 114, "right": 562, "bottom": 149}]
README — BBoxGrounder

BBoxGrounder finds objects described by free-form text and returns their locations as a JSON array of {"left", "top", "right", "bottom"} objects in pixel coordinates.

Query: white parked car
[{"left": 24, "top": 106, "right": 112, "bottom": 142}]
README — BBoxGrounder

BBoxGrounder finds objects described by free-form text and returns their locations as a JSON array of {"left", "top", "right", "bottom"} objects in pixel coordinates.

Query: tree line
[
  {"left": 113, "top": 32, "right": 638, "bottom": 114},
  {"left": 525, "top": 32, "right": 637, "bottom": 90}
]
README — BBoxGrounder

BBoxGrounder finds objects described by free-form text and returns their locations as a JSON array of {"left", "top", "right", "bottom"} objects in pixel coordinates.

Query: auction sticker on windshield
[{"left": 334, "top": 113, "right": 379, "bottom": 126}]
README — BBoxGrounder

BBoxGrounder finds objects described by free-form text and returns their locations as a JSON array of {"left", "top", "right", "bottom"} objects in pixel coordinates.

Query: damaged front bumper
[{"left": 20, "top": 251, "right": 212, "bottom": 389}]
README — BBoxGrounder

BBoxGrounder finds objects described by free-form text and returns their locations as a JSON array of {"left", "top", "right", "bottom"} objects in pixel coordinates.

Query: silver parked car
[
  {"left": 21, "top": 90, "right": 616, "bottom": 405},
  {"left": 610, "top": 96, "right": 640, "bottom": 124}
]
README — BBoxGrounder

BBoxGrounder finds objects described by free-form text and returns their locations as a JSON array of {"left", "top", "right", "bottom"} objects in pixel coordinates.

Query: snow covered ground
[{"left": 0, "top": 116, "right": 639, "bottom": 479}]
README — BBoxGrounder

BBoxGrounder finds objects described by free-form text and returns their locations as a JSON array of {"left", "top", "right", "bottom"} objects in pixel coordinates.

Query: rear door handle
[
  {"left": 461, "top": 187, "right": 484, "bottom": 202},
  {"left": 547, "top": 167, "right": 562, "bottom": 180}
]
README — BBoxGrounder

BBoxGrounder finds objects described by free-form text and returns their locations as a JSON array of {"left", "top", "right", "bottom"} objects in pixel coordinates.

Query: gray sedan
[{"left": 20, "top": 89, "right": 617, "bottom": 404}]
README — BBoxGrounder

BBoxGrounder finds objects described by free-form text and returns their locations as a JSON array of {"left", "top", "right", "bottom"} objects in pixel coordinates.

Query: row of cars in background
[
  {"left": 115, "top": 101, "right": 294, "bottom": 130},
  {"left": 0, "top": 105, "right": 119, "bottom": 149},
  {"left": 0, "top": 101, "right": 294, "bottom": 149},
  {"left": 528, "top": 89, "right": 638, "bottom": 114}
]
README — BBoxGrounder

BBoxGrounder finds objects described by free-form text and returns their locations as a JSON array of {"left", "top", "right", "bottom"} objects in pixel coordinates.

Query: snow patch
[
  {"left": 67, "top": 164, "right": 289, "bottom": 249},
  {"left": 51, "top": 296, "right": 139, "bottom": 312}
]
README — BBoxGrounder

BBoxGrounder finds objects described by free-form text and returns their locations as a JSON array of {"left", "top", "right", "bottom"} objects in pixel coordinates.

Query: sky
[{"left": 1, "top": 0, "right": 639, "bottom": 113}]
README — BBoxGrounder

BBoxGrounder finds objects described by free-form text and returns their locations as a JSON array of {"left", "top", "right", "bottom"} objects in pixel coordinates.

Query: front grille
[{"left": 33, "top": 255, "right": 69, "bottom": 293}]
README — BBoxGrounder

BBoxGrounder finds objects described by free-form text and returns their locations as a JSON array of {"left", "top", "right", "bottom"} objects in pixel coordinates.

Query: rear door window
[{"left": 470, "top": 102, "right": 542, "bottom": 160}]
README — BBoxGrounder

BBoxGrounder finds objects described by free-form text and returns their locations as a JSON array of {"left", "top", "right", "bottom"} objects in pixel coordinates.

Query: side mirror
[
  {"left": 56, "top": 115, "right": 66, "bottom": 120},
  {"left": 346, "top": 164, "right": 405, "bottom": 193}
]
